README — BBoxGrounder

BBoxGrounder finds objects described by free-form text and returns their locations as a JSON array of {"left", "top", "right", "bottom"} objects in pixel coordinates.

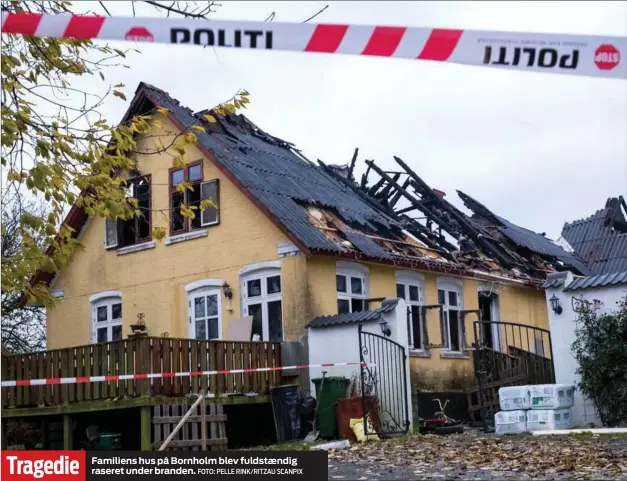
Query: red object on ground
[
  {"left": 336, "top": 396, "right": 380, "bottom": 441},
  {"left": 594, "top": 44, "right": 620, "bottom": 71}
]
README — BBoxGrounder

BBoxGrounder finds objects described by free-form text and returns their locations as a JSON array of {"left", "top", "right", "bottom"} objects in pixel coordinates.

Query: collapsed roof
[
  {"left": 561, "top": 196, "right": 627, "bottom": 275},
  {"left": 34, "top": 82, "right": 587, "bottom": 292}
]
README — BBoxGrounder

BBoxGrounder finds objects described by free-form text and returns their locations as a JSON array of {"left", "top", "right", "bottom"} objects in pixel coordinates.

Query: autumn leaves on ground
[{"left": 324, "top": 432, "right": 627, "bottom": 480}]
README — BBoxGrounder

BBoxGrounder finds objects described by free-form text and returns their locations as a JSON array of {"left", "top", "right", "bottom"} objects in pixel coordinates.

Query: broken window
[
  {"left": 336, "top": 262, "right": 368, "bottom": 314},
  {"left": 438, "top": 279, "right": 464, "bottom": 352},
  {"left": 241, "top": 267, "right": 283, "bottom": 342},
  {"left": 169, "top": 161, "right": 219, "bottom": 235},
  {"left": 396, "top": 271, "right": 425, "bottom": 350},
  {"left": 104, "top": 175, "right": 152, "bottom": 249}
]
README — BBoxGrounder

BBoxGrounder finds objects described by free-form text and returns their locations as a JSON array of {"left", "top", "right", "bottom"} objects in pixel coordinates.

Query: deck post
[
  {"left": 140, "top": 406, "right": 151, "bottom": 451},
  {"left": 63, "top": 414, "right": 73, "bottom": 450}
]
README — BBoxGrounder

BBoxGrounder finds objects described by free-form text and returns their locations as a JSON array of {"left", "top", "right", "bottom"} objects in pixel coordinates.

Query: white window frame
[
  {"left": 396, "top": 271, "right": 425, "bottom": 351},
  {"left": 90, "top": 291, "right": 123, "bottom": 344},
  {"left": 336, "top": 261, "right": 368, "bottom": 314},
  {"left": 240, "top": 264, "right": 284, "bottom": 342},
  {"left": 437, "top": 278, "right": 464, "bottom": 352},
  {"left": 200, "top": 180, "right": 219, "bottom": 227},
  {"left": 186, "top": 280, "right": 223, "bottom": 340},
  {"left": 104, "top": 218, "right": 118, "bottom": 249}
]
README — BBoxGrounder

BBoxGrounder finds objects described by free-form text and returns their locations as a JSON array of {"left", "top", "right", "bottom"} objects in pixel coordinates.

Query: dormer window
[{"left": 169, "top": 161, "right": 219, "bottom": 235}]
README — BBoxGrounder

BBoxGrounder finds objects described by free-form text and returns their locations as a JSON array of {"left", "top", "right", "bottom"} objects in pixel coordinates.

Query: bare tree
[{"left": 1, "top": 195, "right": 48, "bottom": 353}]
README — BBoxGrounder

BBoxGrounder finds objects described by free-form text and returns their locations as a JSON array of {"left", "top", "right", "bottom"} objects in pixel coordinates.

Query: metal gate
[
  {"left": 471, "top": 321, "right": 556, "bottom": 429},
  {"left": 358, "top": 324, "right": 410, "bottom": 436}
]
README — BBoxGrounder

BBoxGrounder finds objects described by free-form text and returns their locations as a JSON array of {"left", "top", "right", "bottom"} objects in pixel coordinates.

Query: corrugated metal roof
[
  {"left": 306, "top": 298, "right": 399, "bottom": 328},
  {"left": 562, "top": 199, "right": 627, "bottom": 275},
  {"left": 542, "top": 271, "right": 569, "bottom": 289},
  {"left": 496, "top": 216, "right": 590, "bottom": 275},
  {"left": 142, "top": 83, "right": 402, "bottom": 258},
  {"left": 564, "top": 270, "right": 627, "bottom": 292}
]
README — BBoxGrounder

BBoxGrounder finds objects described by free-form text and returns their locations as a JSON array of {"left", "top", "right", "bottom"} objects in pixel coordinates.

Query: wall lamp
[
  {"left": 379, "top": 318, "right": 391, "bottom": 337},
  {"left": 550, "top": 294, "right": 563, "bottom": 315},
  {"left": 221, "top": 282, "right": 233, "bottom": 300}
]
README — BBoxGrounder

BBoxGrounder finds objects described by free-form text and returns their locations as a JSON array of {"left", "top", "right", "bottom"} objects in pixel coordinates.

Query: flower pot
[{"left": 336, "top": 396, "right": 380, "bottom": 441}]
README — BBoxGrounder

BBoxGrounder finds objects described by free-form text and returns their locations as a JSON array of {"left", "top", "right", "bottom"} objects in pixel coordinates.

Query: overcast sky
[{"left": 83, "top": 1, "right": 626, "bottom": 239}]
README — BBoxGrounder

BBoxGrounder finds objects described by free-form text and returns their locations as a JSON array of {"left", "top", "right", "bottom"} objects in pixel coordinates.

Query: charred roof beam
[
  {"left": 364, "top": 160, "right": 465, "bottom": 243},
  {"left": 393, "top": 156, "right": 517, "bottom": 270}
]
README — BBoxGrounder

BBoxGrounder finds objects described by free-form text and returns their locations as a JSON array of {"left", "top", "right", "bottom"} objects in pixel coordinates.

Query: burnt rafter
[
  {"left": 318, "top": 160, "right": 452, "bottom": 256},
  {"left": 392, "top": 156, "right": 517, "bottom": 270},
  {"left": 363, "top": 160, "right": 466, "bottom": 246}
]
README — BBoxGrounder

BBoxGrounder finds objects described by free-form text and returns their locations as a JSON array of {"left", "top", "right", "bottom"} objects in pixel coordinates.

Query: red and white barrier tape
[
  {"left": 0, "top": 361, "right": 371, "bottom": 388},
  {"left": 1, "top": 12, "right": 625, "bottom": 79}
]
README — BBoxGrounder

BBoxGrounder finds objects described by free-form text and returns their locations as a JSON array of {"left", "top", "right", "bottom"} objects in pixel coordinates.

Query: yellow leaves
[
  {"left": 156, "top": 107, "right": 170, "bottom": 116},
  {"left": 113, "top": 90, "right": 127, "bottom": 101},
  {"left": 172, "top": 156, "right": 185, "bottom": 168},
  {"left": 191, "top": 125, "right": 205, "bottom": 133},
  {"left": 175, "top": 182, "right": 188, "bottom": 193},
  {"left": 6, "top": 170, "right": 25, "bottom": 183},
  {"left": 180, "top": 203, "right": 196, "bottom": 219},
  {"left": 200, "top": 198, "right": 217, "bottom": 210},
  {"left": 203, "top": 114, "right": 217, "bottom": 123},
  {"left": 183, "top": 132, "right": 198, "bottom": 144},
  {"left": 152, "top": 226, "right": 167, "bottom": 241}
]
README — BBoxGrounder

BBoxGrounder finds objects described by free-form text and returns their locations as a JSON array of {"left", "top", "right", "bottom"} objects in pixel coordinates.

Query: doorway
[{"left": 478, "top": 291, "right": 501, "bottom": 351}]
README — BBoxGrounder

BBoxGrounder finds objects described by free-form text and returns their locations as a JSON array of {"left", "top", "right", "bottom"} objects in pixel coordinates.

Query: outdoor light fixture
[
  {"left": 550, "top": 294, "right": 562, "bottom": 315},
  {"left": 221, "top": 282, "right": 233, "bottom": 300},
  {"left": 379, "top": 318, "right": 391, "bottom": 337}
]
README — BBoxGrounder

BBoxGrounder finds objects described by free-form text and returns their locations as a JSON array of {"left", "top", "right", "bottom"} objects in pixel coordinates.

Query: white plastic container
[
  {"left": 526, "top": 408, "right": 573, "bottom": 431},
  {"left": 498, "top": 385, "right": 531, "bottom": 411},
  {"left": 495, "top": 410, "right": 527, "bottom": 435},
  {"left": 530, "top": 384, "right": 575, "bottom": 409}
]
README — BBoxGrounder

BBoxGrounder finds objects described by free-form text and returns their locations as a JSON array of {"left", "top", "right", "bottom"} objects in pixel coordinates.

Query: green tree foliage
[
  {"left": 1, "top": 1, "right": 249, "bottom": 308},
  {"left": 571, "top": 295, "right": 627, "bottom": 426}
]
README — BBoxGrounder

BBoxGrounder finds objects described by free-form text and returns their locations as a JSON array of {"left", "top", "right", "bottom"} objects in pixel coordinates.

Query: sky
[{"left": 78, "top": 1, "right": 626, "bottom": 240}]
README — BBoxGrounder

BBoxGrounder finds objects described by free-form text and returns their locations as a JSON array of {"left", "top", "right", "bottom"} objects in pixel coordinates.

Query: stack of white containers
[{"left": 495, "top": 384, "right": 575, "bottom": 435}]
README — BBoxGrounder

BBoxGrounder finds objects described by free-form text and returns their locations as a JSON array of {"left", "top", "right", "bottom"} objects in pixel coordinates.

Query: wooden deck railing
[{"left": 1, "top": 337, "right": 284, "bottom": 409}]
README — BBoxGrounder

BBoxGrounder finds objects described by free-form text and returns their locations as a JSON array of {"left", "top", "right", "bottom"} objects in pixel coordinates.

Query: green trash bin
[{"left": 312, "top": 376, "right": 350, "bottom": 439}]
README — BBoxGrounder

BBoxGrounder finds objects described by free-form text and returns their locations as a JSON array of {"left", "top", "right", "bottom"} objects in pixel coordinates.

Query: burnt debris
[{"left": 326, "top": 151, "right": 590, "bottom": 283}]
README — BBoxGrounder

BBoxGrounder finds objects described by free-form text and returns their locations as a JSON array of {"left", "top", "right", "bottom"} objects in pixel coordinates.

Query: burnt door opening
[{"left": 479, "top": 293, "right": 495, "bottom": 349}]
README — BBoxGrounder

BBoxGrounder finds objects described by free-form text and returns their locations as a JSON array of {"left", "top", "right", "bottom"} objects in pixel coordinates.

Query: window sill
[
  {"left": 440, "top": 351, "right": 470, "bottom": 360},
  {"left": 116, "top": 241, "right": 156, "bottom": 256},
  {"left": 165, "top": 229, "right": 208, "bottom": 245},
  {"left": 409, "top": 350, "right": 431, "bottom": 359}
]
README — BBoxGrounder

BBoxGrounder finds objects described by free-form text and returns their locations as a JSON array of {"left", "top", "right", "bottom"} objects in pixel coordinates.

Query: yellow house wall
[
  {"left": 304, "top": 257, "right": 549, "bottom": 391},
  {"left": 45, "top": 116, "right": 550, "bottom": 392},
  {"left": 47, "top": 115, "right": 295, "bottom": 349}
]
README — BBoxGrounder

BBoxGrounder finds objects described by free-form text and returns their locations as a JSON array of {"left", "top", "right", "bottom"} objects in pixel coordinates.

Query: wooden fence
[{"left": 1, "top": 337, "right": 283, "bottom": 409}]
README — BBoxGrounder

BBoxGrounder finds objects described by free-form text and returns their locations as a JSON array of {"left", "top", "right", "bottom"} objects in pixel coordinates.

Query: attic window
[
  {"left": 105, "top": 175, "right": 151, "bottom": 249},
  {"left": 169, "top": 161, "right": 219, "bottom": 235}
]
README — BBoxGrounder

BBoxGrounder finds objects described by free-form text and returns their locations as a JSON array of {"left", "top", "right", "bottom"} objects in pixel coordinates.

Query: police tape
[
  {"left": 0, "top": 361, "right": 372, "bottom": 387},
  {"left": 1, "top": 12, "right": 625, "bottom": 79}
]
